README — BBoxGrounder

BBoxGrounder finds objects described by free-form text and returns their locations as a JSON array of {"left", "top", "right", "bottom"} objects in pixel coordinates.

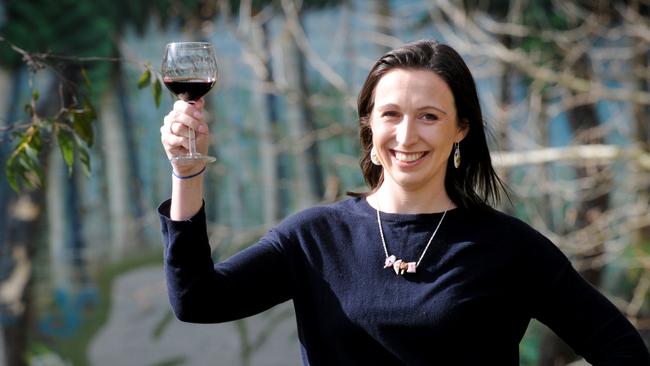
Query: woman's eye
[
  {"left": 421, "top": 113, "right": 438, "bottom": 121},
  {"left": 382, "top": 111, "right": 399, "bottom": 118}
]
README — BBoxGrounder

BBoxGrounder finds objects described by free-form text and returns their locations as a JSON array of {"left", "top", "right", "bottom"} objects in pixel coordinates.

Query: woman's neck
[{"left": 369, "top": 183, "right": 454, "bottom": 214}]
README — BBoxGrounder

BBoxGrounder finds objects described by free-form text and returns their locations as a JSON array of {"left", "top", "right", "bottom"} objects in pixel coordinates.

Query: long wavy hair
[{"left": 353, "top": 40, "right": 506, "bottom": 209}]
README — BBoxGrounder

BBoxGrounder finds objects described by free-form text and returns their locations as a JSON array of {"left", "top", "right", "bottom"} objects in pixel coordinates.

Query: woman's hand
[{"left": 160, "top": 98, "right": 211, "bottom": 176}]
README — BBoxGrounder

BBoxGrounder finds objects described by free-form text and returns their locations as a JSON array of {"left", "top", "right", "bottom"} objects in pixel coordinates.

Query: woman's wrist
[
  {"left": 171, "top": 166, "right": 205, "bottom": 221},
  {"left": 172, "top": 165, "right": 206, "bottom": 180}
]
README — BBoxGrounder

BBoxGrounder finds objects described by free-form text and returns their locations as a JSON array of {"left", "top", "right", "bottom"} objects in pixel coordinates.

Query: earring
[
  {"left": 453, "top": 142, "right": 461, "bottom": 169},
  {"left": 370, "top": 146, "right": 381, "bottom": 166}
]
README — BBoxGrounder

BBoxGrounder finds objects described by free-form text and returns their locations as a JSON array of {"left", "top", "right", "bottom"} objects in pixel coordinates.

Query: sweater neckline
[{"left": 353, "top": 196, "right": 460, "bottom": 223}]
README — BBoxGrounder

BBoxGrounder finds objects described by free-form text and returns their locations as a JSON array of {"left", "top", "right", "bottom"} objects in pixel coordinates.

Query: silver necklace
[{"left": 375, "top": 201, "right": 448, "bottom": 275}]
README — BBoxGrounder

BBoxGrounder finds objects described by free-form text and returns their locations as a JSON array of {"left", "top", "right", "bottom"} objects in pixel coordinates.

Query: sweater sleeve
[
  {"left": 525, "top": 231, "right": 650, "bottom": 365},
  {"left": 158, "top": 199, "right": 294, "bottom": 323}
]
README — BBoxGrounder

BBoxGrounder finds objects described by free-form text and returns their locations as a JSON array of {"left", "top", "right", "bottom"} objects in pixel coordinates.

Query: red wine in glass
[
  {"left": 163, "top": 77, "right": 216, "bottom": 102},
  {"left": 162, "top": 42, "right": 219, "bottom": 163}
]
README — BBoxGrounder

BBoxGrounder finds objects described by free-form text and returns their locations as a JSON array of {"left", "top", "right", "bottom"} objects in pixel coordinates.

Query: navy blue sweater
[{"left": 159, "top": 197, "right": 650, "bottom": 365}]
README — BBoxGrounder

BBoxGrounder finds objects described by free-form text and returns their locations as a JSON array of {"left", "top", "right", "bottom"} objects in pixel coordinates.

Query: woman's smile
[{"left": 392, "top": 150, "right": 428, "bottom": 165}]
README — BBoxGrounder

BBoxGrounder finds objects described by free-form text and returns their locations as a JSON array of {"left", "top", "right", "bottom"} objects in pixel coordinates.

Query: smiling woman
[{"left": 158, "top": 40, "right": 650, "bottom": 365}]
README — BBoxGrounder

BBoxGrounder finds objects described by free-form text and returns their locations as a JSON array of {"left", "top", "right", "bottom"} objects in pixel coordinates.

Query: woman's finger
[
  {"left": 174, "top": 100, "right": 204, "bottom": 123},
  {"left": 161, "top": 123, "right": 186, "bottom": 145},
  {"left": 166, "top": 111, "right": 203, "bottom": 134}
]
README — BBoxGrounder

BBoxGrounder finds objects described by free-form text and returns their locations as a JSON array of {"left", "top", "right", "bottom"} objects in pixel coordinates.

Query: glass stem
[{"left": 188, "top": 126, "right": 197, "bottom": 157}]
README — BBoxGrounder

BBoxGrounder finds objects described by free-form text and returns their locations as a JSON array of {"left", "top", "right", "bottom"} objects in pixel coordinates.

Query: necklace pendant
[
  {"left": 407, "top": 262, "right": 417, "bottom": 273},
  {"left": 384, "top": 255, "right": 397, "bottom": 268},
  {"left": 386, "top": 257, "right": 416, "bottom": 275},
  {"left": 393, "top": 259, "right": 403, "bottom": 275}
]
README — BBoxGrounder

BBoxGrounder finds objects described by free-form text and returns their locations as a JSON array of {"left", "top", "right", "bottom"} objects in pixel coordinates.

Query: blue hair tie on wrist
[{"left": 172, "top": 165, "right": 206, "bottom": 180}]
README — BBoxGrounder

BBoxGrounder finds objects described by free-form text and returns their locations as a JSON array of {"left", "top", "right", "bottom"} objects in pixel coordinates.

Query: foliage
[
  {"left": 0, "top": 36, "right": 165, "bottom": 191},
  {"left": 137, "top": 66, "right": 164, "bottom": 107},
  {"left": 0, "top": 0, "right": 169, "bottom": 191},
  {"left": 4, "top": 91, "right": 96, "bottom": 191},
  {"left": 0, "top": 0, "right": 107, "bottom": 190},
  {"left": 0, "top": 0, "right": 345, "bottom": 192}
]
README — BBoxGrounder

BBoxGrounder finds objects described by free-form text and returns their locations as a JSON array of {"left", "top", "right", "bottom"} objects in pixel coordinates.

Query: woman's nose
[{"left": 395, "top": 116, "right": 418, "bottom": 146}]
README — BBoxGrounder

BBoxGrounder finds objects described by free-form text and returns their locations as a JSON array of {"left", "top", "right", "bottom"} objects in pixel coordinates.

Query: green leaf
[
  {"left": 153, "top": 77, "right": 162, "bottom": 108},
  {"left": 72, "top": 109, "right": 94, "bottom": 146},
  {"left": 24, "top": 143, "right": 39, "bottom": 160},
  {"left": 6, "top": 126, "right": 43, "bottom": 191},
  {"left": 79, "top": 146, "right": 91, "bottom": 176},
  {"left": 57, "top": 127, "right": 75, "bottom": 175},
  {"left": 32, "top": 89, "right": 40, "bottom": 102},
  {"left": 14, "top": 126, "right": 41, "bottom": 160},
  {"left": 5, "top": 161, "right": 20, "bottom": 192},
  {"left": 138, "top": 68, "right": 151, "bottom": 89}
]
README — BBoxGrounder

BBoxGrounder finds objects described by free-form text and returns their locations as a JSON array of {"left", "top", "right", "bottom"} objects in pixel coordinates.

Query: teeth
[{"left": 395, "top": 151, "right": 424, "bottom": 162}]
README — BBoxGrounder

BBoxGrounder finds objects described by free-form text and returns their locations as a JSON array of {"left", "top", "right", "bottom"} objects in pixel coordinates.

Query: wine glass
[{"left": 162, "top": 42, "right": 218, "bottom": 163}]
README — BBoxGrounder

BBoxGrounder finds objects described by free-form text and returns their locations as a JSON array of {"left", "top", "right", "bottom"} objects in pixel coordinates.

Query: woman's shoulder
[
  {"left": 466, "top": 206, "right": 538, "bottom": 233},
  {"left": 274, "top": 197, "right": 371, "bottom": 233},
  {"left": 469, "top": 206, "right": 570, "bottom": 262},
  {"left": 459, "top": 206, "right": 556, "bottom": 250}
]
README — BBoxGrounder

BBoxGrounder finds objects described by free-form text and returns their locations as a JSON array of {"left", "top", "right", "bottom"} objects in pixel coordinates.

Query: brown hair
[{"left": 354, "top": 40, "right": 505, "bottom": 209}]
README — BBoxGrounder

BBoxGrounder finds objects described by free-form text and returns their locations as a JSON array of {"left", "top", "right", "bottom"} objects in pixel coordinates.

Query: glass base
[{"left": 170, "top": 154, "right": 217, "bottom": 164}]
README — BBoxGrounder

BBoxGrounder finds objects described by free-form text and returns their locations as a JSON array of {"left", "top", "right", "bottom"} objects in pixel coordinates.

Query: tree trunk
[
  {"left": 0, "top": 68, "right": 15, "bottom": 239},
  {"left": 47, "top": 150, "right": 89, "bottom": 282},
  {"left": 537, "top": 53, "right": 608, "bottom": 366},
  {"left": 115, "top": 64, "right": 144, "bottom": 222},
  {"left": 98, "top": 87, "right": 136, "bottom": 261},
  {"left": 222, "top": 90, "right": 245, "bottom": 230},
  {"left": 0, "top": 66, "right": 70, "bottom": 366},
  {"left": 565, "top": 54, "right": 609, "bottom": 287},
  {"left": 251, "top": 19, "right": 281, "bottom": 223},
  {"left": 0, "top": 67, "right": 31, "bottom": 366},
  {"left": 46, "top": 149, "right": 72, "bottom": 291},
  {"left": 281, "top": 17, "right": 324, "bottom": 209},
  {"left": 1, "top": 192, "right": 41, "bottom": 366}
]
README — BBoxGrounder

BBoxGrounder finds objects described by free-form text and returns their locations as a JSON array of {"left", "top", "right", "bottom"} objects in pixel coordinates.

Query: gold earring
[
  {"left": 453, "top": 142, "right": 461, "bottom": 169},
  {"left": 370, "top": 146, "right": 381, "bottom": 166}
]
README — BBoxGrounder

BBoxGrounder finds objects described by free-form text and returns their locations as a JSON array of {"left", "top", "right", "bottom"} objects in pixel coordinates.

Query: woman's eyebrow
[
  {"left": 376, "top": 103, "right": 448, "bottom": 116},
  {"left": 376, "top": 103, "right": 398, "bottom": 112},
  {"left": 418, "top": 105, "right": 448, "bottom": 115}
]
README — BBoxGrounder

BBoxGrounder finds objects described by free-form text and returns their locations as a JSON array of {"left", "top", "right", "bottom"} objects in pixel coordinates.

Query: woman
[{"left": 159, "top": 40, "right": 650, "bottom": 365}]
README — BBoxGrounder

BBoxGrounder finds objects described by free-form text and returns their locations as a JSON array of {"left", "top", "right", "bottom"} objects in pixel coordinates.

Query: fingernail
[
  {"left": 193, "top": 111, "right": 203, "bottom": 118},
  {"left": 198, "top": 124, "right": 207, "bottom": 133}
]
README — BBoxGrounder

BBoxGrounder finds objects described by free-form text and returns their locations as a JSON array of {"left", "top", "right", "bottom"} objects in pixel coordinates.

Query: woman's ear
[{"left": 456, "top": 118, "right": 469, "bottom": 142}]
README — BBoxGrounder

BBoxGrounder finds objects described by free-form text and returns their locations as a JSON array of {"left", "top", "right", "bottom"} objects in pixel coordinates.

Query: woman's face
[{"left": 370, "top": 68, "right": 467, "bottom": 195}]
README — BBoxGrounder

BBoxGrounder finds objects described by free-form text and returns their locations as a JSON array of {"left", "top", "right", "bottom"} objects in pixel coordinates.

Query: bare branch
[
  {"left": 217, "top": 0, "right": 272, "bottom": 81},
  {"left": 431, "top": 0, "right": 650, "bottom": 105},
  {"left": 280, "top": 0, "right": 348, "bottom": 93},
  {"left": 493, "top": 144, "right": 650, "bottom": 170}
]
